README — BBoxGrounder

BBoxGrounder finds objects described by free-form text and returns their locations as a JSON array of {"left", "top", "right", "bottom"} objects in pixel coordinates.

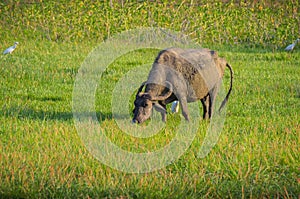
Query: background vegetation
[
  {"left": 0, "top": 0, "right": 299, "bottom": 48},
  {"left": 0, "top": 0, "right": 299, "bottom": 198}
]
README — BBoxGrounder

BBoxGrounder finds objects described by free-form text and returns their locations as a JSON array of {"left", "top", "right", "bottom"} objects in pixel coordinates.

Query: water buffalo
[{"left": 132, "top": 48, "right": 233, "bottom": 124}]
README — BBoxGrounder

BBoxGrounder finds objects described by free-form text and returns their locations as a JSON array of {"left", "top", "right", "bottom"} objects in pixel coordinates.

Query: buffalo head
[{"left": 132, "top": 81, "right": 173, "bottom": 124}]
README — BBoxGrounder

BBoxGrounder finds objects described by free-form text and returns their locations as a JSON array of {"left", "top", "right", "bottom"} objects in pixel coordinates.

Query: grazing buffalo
[{"left": 132, "top": 48, "right": 233, "bottom": 124}]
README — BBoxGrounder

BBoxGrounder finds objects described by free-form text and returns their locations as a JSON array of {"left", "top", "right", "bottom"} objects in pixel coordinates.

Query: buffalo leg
[
  {"left": 201, "top": 95, "right": 210, "bottom": 119},
  {"left": 208, "top": 93, "right": 213, "bottom": 118},
  {"left": 179, "top": 97, "right": 190, "bottom": 121},
  {"left": 208, "top": 82, "right": 221, "bottom": 118},
  {"left": 160, "top": 104, "right": 167, "bottom": 122},
  {"left": 153, "top": 102, "right": 167, "bottom": 122}
]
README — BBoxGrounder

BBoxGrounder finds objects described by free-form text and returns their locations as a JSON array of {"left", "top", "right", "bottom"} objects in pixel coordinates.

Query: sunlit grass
[{"left": 0, "top": 40, "right": 299, "bottom": 198}]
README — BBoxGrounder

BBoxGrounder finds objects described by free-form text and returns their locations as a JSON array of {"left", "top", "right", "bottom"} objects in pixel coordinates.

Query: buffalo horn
[{"left": 150, "top": 81, "right": 173, "bottom": 101}]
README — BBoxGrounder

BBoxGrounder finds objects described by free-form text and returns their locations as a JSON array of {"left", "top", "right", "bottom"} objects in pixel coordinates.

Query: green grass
[
  {"left": 0, "top": 39, "right": 299, "bottom": 198},
  {"left": 1, "top": 1, "right": 299, "bottom": 48},
  {"left": 1, "top": 1, "right": 299, "bottom": 197}
]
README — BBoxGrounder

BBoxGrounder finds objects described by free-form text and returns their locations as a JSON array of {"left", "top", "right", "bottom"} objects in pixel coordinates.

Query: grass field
[{"left": 0, "top": 38, "right": 299, "bottom": 198}]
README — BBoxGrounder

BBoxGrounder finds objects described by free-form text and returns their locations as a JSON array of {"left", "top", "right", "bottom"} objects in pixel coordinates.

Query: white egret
[
  {"left": 171, "top": 101, "right": 180, "bottom": 113},
  {"left": 3, "top": 42, "right": 19, "bottom": 55},
  {"left": 285, "top": 39, "right": 299, "bottom": 52}
]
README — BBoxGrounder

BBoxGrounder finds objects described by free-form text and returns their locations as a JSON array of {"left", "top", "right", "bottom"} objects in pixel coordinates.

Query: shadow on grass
[{"left": 1, "top": 106, "right": 112, "bottom": 122}]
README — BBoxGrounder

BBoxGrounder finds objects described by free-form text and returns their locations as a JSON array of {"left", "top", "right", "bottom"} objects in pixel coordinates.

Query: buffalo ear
[{"left": 153, "top": 102, "right": 167, "bottom": 114}]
